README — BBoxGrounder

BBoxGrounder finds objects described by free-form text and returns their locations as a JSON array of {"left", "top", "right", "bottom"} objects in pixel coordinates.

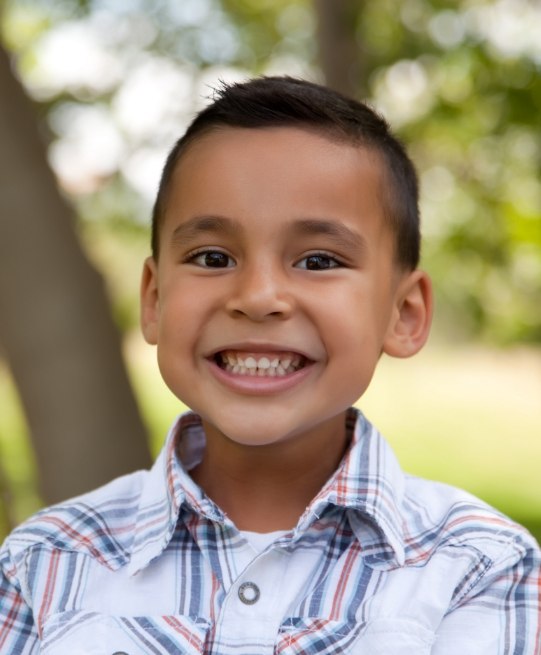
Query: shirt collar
[
  {"left": 127, "top": 408, "right": 405, "bottom": 575},
  {"left": 299, "top": 407, "right": 406, "bottom": 568},
  {"left": 127, "top": 412, "right": 225, "bottom": 575}
]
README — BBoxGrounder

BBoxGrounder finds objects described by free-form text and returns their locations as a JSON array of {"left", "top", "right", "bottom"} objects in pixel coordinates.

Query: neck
[{"left": 190, "top": 413, "right": 349, "bottom": 532}]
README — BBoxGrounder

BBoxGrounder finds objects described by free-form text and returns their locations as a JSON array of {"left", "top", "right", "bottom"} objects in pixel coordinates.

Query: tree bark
[
  {"left": 313, "top": 0, "right": 365, "bottom": 98},
  {"left": 0, "top": 44, "right": 152, "bottom": 505}
]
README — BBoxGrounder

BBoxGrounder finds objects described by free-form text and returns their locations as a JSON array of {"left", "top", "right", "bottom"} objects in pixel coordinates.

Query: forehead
[
  {"left": 162, "top": 126, "right": 389, "bottom": 242},
  {"left": 174, "top": 125, "right": 383, "bottom": 186}
]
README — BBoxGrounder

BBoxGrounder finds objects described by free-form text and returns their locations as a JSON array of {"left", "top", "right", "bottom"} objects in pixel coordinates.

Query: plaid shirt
[{"left": 1, "top": 408, "right": 540, "bottom": 654}]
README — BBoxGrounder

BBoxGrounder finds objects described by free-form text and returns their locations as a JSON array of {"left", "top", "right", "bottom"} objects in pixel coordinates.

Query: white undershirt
[{"left": 241, "top": 529, "right": 288, "bottom": 554}]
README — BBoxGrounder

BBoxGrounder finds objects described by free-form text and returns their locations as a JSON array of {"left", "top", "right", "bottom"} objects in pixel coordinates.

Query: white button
[{"left": 238, "top": 581, "right": 260, "bottom": 605}]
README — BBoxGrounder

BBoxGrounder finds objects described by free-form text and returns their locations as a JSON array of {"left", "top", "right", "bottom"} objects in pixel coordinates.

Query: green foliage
[
  {"left": 356, "top": 0, "right": 541, "bottom": 343},
  {"left": 2, "top": 0, "right": 540, "bottom": 343},
  {"left": 219, "top": 0, "right": 314, "bottom": 70}
]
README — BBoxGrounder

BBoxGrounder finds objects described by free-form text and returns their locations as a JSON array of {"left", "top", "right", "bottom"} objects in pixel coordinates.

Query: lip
[
  {"left": 204, "top": 342, "right": 318, "bottom": 396},
  {"left": 206, "top": 356, "right": 315, "bottom": 395}
]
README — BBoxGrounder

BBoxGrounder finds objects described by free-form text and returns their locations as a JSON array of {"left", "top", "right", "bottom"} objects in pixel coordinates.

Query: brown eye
[
  {"left": 297, "top": 254, "right": 340, "bottom": 270},
  {"left": 203, "top": 252, "right": 230, "bottom": 267},
  {"left": 189, "top": 250, "right": 234, "bottom": 268}
]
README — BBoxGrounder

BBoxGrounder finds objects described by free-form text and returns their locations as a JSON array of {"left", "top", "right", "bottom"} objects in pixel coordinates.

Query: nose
[{"left": 224, "top": 262, "right": 294, "bottom": 321}]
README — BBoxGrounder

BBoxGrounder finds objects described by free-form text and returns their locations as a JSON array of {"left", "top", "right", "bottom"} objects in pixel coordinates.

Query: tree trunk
[
  {"left": 0, "top": 44, "right": 152, "bottom": 505},
  {"left": 313, "top": 0, "right": 365, "bottom": 98}
]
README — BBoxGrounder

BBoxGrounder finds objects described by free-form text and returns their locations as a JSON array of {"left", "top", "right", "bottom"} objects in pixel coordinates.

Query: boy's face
[{"left": 141, "top": 127, "right": 430, "bottom": 448}]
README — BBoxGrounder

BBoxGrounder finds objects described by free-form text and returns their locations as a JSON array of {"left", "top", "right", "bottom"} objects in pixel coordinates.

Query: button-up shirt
[{"left": 1, "top": 408, "right": 540, "bottom": 654}]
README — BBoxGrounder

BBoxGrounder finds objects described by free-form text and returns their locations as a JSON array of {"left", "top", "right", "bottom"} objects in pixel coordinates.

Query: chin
[
  {"left": 224, "top": 425, "right": 288, "bottom": 447},
  {"left": 204, "top": 411, "right": 298, "bottom": 448}
]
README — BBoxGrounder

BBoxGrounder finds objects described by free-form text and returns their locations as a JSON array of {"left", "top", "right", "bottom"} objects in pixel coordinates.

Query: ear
[
  {"left": 140, "top": 256, "right": 160, "bottom": 345},
  {"left": 383, "top": 270, "right": 433, "bottom": 359}
]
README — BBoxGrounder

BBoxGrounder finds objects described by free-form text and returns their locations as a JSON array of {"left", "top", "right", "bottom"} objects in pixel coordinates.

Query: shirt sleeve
[
  {"left": 0, "top": 547, "right": 39, "bottom": 654},
  {"left": 432, "top": 534, "right": 541, "bottom": 655}
]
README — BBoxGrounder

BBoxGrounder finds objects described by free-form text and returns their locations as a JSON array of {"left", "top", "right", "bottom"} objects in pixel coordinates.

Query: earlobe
[
  {"left": 383, "top": 270, "right": 433, "bottom": 359},
  {"left": 140, "top": 256, "right": 160, "bottom": 345}
]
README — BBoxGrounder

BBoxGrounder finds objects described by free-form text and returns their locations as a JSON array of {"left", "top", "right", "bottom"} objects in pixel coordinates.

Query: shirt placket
[{"left": 215, "top": 543, "right": 291, "bottom": 654}]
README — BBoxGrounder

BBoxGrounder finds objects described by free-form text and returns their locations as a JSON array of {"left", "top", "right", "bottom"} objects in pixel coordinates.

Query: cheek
[
  {"left": 318, "top": 291, "right": 380, "bottom": 348},
  {"left": 159, "top": 278, "right": 213, "bottom": 329},
  {"left": 319, "top": 294, "right": 387, "bottom": 386},
  {"left": 155, "top": 293, "right": 196, "bottom": 368},
  {"left": 156, "top": 337, "right": 198, "bottom": 406},
  {"left": 155, "top": 281, "right": 219, "bottom": 384}
]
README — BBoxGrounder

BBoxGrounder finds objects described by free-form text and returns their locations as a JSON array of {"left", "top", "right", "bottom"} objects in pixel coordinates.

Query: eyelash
[
  {"left": 185, "top": 249, "right": 235, "bottom": 268},
  {"left": 184, "top": 249, "right": 344, "bottom": 270},
  {"left": 295, "top": 252, "right": 343, "bottom": 270}
]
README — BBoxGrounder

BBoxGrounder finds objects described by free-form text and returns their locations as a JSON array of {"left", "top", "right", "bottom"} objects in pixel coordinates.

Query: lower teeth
[{"left": 219, "top": 360, "right": 301, "bottom": 376}]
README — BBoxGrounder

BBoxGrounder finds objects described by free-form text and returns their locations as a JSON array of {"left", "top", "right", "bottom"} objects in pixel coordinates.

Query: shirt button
[
  {"left": 238, "top": 581, "right": 260, "bottom": 605},
  {"left": 112, "top": 652, "right": 129, "bottom": 655}
]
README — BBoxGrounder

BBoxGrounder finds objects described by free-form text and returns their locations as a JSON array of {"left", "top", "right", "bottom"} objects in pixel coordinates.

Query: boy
[{"left": 1, "top": 76, "right": 539, "bottom": 654}]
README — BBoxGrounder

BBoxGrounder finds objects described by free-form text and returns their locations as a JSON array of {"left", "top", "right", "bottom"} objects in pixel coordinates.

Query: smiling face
[{"left": 141, "top": 127, "right": 431, "bottom": 449}]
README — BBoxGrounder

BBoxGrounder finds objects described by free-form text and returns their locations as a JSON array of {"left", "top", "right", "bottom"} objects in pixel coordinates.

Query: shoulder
[
  {"left": 401, "top": 474, "right": 539, "bottom": 569},
  {"left": 1, "top": 469, "right": 148, "bottom": 573}
]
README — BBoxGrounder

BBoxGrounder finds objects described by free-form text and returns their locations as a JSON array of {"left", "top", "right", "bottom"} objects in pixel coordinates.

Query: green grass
[
  {"left": 0, "top": 367, "right": 41, "bottom": 535},
  {"left": 359, "top": 342, "right": 541, "bottom": 538},
  {"left": 1, "top": 338, "right": 540, "bottom": 543}
]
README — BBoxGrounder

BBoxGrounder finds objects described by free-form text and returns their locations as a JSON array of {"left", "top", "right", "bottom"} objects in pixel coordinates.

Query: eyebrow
[
  {"left": 170, "top": 215, "right": 239, "bottom": 245},
  {"left": 291, "top": 219, "right": 366, "bottom": 252},
  {"left": 169, "top": 214, "right": 366, "bottom": 252}
]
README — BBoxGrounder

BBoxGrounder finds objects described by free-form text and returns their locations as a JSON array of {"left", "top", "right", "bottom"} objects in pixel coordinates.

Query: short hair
[{"left": 151, "top": 76, "right": 420, "bottom": 269}]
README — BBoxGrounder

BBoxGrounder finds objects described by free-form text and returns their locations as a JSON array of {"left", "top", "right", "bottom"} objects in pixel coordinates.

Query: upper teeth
[{"left": 220, "top": 351, "right": 303, "bottom": 376}]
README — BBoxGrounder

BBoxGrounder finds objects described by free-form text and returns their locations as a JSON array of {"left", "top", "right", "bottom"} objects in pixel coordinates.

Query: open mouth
[{"left": 214, "top": 350, "right": 308, "bottom": 377}]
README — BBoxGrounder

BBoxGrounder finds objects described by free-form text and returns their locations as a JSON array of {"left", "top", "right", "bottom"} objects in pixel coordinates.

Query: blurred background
[{"left": 0, "top": 0, "right": 540, "bottom": 541}]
